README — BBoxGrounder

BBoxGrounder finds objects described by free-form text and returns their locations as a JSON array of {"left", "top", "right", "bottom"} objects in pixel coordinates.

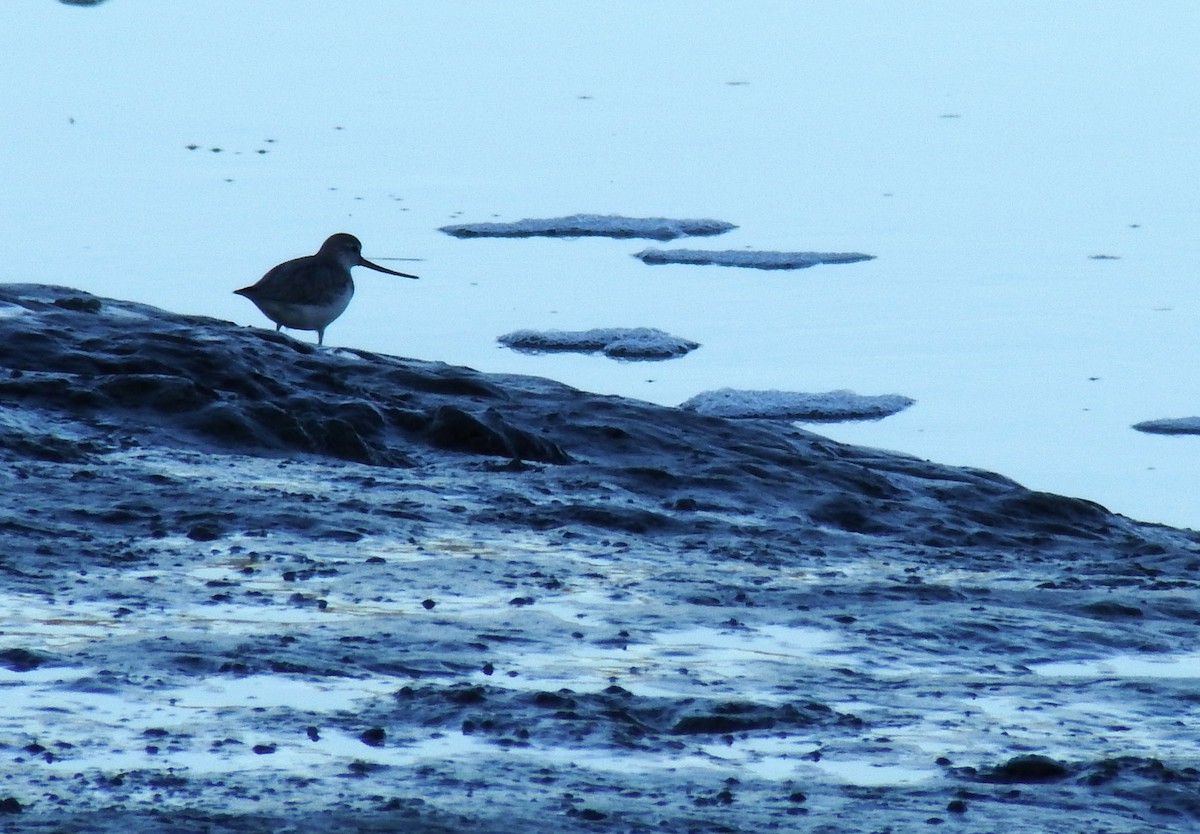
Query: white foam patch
[
  {"left": 440, "top": 214, "right": 736, "bottom": 240},
  {"left": 1132, "top": 417, "right": 1200, "bottom": 435},
  {"left": 469, "top": 623, "right": 841, "bottom": 698},
  {"left": 680, "top": 388, "right": 914, "bottom": 422},
  {"left": 97, "top": 305, "right": 150, "bottom": 321},
  {"left": 634, "top": 248, "right": 875, "bottom": 270},
  {"left": 165, "top": 673, "right": 398, "bottom": 710},
  {"left": 807, "top": 759, "right": 940, "bottom": 786},
  {"left": 1032, "top": 651, "right": 1200, "bottom": 679},
  {"left": 498, "top": 327, "right": 699, "bottom": 360}
]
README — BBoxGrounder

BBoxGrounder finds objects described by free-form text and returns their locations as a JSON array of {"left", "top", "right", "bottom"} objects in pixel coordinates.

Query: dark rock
[
  {"left": 977, "top": 754, "right": 1071, "bottom": 783},
  {"left": 808, "top": 494, "right": 894, "bottom": 534},
  {"left": 446, "top": 686, "right": 488, "bottom": 705},
  {"left": 360, "top": 727, "right": 387, "bottom": 747},
  {"left": 1082, "top": 600, "right": 1144, "bottom": 618},
  {"left": 673, "top": 713, "right": 772, "bottom": 735},
  {"left": 531, "top": 691, "right": 575, "bottom": 709},
  {"left": 186, "top": 523, "right": 222, "bottom": 542},
  {"left": 53, "top": 296, "right": 102, "bottom": 312},
  {"left": 0, "top": 648, "right": 46, "bottom": 672},
  {"left": 670, "top": 701, "right": 829, "bottom": 735}
]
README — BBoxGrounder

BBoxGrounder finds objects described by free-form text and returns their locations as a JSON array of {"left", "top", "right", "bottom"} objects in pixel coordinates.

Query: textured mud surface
[{"left": 2, "top": 284, "right": 1200, "bottom": 832}]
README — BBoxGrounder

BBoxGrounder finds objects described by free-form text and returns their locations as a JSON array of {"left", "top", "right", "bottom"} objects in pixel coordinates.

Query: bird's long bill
[{"left": 359, "top": 256, "right": 419, "bottom": 279}]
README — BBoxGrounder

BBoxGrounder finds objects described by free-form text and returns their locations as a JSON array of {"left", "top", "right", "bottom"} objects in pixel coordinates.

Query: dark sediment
[{"left": 1, "top": 284, "right": 1198, "bottom": 833}]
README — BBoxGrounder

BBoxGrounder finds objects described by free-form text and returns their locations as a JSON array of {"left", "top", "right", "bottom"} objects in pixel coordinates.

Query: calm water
[{"left": 4, "top": 1, "right": 1199, "bottom": 528}]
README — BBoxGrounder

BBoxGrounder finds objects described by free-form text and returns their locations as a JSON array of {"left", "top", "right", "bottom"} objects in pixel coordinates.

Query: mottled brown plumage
[{"left": 235, "top": 233, "right": 417, "bottom": 345}]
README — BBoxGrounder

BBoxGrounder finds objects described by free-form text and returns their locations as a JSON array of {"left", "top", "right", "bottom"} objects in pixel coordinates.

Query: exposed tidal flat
[{"left": 2, "top": 284, "right": 1200, "bottom": 832}]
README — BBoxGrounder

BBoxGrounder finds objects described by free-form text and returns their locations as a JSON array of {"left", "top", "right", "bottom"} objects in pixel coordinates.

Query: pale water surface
[{"left": 3, "top": 1, "right": 1199, "bottom": 528}]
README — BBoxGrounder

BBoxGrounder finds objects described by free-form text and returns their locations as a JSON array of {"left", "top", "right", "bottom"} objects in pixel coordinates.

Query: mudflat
[{"left": 1, "top": 284, "right": 1198, "bottom": 833}]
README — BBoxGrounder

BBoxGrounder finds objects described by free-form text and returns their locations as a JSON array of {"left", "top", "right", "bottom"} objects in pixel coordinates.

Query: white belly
[{"left": 258, "top": 285, "right": 353, "bottom": 331}]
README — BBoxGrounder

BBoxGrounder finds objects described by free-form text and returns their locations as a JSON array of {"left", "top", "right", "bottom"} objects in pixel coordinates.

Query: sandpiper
[{"left": 234, "top": 233, "right": 418, "bottom": 345}]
